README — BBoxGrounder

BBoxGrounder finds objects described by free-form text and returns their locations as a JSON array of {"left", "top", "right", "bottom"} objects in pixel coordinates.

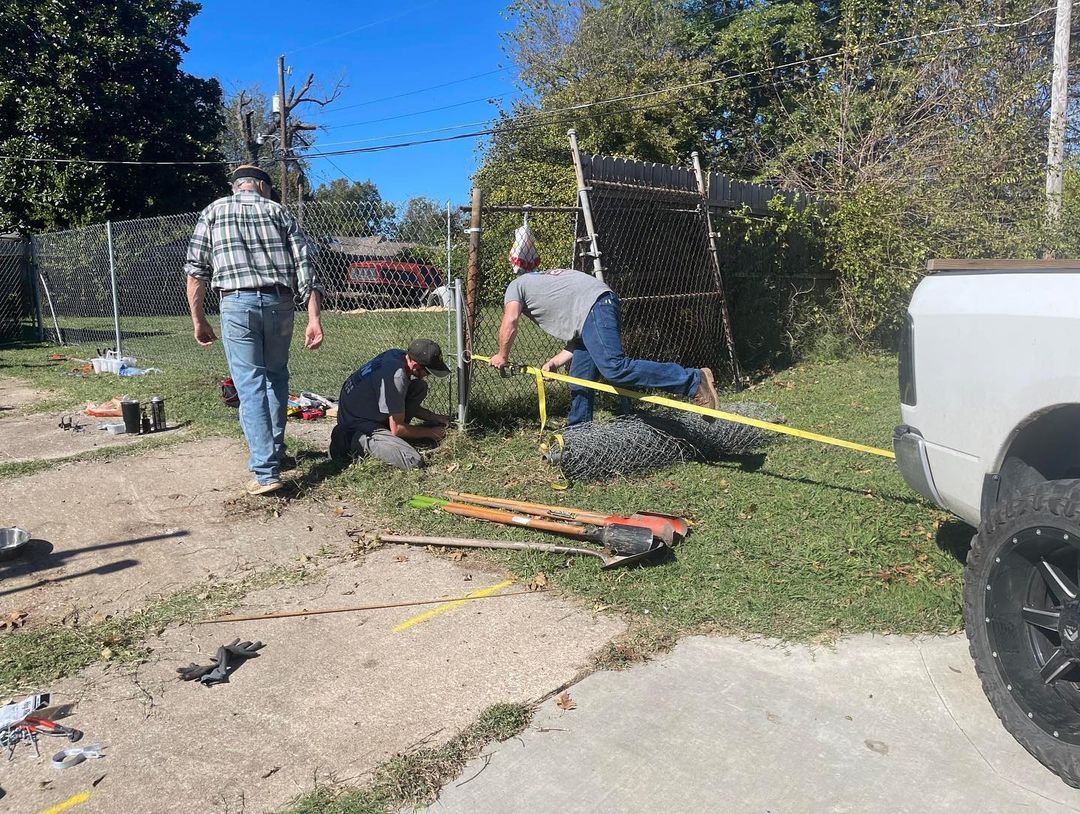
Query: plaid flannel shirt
[{"left": 183, "top": 192, "right": 321, "bottom": 303}]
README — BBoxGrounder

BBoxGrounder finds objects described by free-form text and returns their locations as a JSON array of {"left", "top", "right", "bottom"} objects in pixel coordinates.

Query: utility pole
[
  {"left": 1046, "top": 0, "right": 1072, "bottom": 224},
  {"left": 277, "top": 54, "right": 288, "bottom": 205}
]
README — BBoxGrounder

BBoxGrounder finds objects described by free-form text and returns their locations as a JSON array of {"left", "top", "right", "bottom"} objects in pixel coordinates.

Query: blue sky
[{"left": 181, "top": 0, "right": 522, "bottom": 206}]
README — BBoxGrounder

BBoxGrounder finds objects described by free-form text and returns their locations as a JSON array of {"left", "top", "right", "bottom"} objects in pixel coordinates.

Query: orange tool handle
[{"left": 438, "top": 502, "right": 592, "bottom": 539}]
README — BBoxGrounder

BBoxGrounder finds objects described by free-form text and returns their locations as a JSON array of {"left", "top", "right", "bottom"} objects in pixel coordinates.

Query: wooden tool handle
[{"left": 445, "top": 490, "right": 608, "bottom": 524}]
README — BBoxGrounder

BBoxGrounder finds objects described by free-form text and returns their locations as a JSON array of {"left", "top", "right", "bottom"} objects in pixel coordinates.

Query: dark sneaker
[
  {"left": 246, "top": 478, "right": 283, "bottom": 496},
  {"left": 692, "top": 367, "right": 719, "bottom": 412},
  {"left": 329, "top": 425, "right": 350, "bottom": 463}
]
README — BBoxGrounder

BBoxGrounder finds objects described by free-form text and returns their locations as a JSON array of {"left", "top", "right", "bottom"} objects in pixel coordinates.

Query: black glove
[
  {"left": 176, "top": 639, "right": 265, "bottom": 686},
  {"left": 176, "top": 660, "right": 218, "bottom": 681},
  {"left": 199, "top": 645, "right": 230, "bottom": 685},
  {"left": 224, "top": 639, "right": 264, "bottom": 659}
]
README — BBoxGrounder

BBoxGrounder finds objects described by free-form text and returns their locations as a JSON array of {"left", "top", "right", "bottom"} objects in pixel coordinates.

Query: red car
[{"left": 334, "top": 261, "right": 446, "bottom": 309}]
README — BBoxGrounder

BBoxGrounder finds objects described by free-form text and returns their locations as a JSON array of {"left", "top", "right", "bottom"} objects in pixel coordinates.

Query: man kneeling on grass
[{"left": 329, "top": 338, "right": 452, "bottom": 470}]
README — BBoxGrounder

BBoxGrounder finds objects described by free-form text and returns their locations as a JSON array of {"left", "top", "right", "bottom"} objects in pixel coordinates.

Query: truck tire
[{"left": 965, "top": 478, "right": 1080, "bottom": 786}]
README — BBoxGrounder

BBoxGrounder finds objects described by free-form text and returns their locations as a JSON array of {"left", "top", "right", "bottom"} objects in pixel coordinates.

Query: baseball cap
[
  {"left": 231, "top": 165, "right": 273, "bottom": 186},
  {"left": 407, "top": 338, "right": 451, "bottom": 377}
]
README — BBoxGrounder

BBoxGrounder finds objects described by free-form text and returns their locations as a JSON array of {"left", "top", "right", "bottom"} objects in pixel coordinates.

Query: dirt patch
[
  {"left": 285, "top": 416, "right": 334, "bottom": 451},
  {"left": 0, "top": 437, "right": 362, "bottom": 622},
  {"left": 0, "top": 377, "right": 56, "bottom": 412},
  {"left": 0, "top": 411, "right": 170, "bottom": 465},
  {"left": 0, "top": 548, "right": 623, "bottom": 814}
]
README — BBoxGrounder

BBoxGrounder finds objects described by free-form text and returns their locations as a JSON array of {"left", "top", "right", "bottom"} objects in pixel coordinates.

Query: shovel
[
  {"left": 380, "top": 534, "right": 661, "bottom": 569},
  {"left": 444, "top": 490, "right": 688, "bottom": 544},
  {"left": 408, "top": 496, "right": 655, "bottom": 556}
]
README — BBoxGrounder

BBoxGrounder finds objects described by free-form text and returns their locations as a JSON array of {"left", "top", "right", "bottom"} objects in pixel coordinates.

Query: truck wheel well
[{"left": 996, "top": 405, "right": 1080, "bottom": 503}]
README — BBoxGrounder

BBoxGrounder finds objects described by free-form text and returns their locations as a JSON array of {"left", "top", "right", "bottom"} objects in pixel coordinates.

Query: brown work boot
[
  {"left": 246, "top": 478, "right": 283, "bottom": 496},
  {"left": 692, "top": 367, "right": 719, "bottom": 413}
]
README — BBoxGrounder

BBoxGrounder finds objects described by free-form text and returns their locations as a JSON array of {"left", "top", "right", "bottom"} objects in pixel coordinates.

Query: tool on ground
[
  {"left": 444, "top": 490, "right": 688, "bottom": 544},
  {"left": 0, "top": 717, "right": 78, "bottom": 760},
  {"left": 198, "top": 587, "right": 539, "bottom": 624},
  {"left": 57, "top": 416, "right": 82, "bottom": 432},
  {"left": 382, "top": 533, "right": 661, "bottom": 569},
  {"left": 51, "top": 744, "right": 105, "bottom": 769},
  {"left": 20, "top": 717, "right": 82, "bottom": 741},
  {"left": 409, "top": 495, "right": 655, "bottom": 555},
  {"left": 177, "top": 638, "right": 265, "bottom": 685}
]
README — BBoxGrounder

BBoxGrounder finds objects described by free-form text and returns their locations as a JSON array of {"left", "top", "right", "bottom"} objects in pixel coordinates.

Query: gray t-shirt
[
  {"left": 337, "top": 349, "right": 409, "bottom": 434},
  {"left": 503, "top": 269, "right": 611, "bottom": 342}
]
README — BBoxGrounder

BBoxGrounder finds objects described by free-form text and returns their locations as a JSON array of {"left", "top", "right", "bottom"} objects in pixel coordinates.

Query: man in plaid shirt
[{"left": 184, "top": 165, "right": 324, "bottom": 495}]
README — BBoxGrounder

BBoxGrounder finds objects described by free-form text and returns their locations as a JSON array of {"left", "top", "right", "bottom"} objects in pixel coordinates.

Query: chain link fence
[
  {"left": 0, "top": 236, "right": 34, "bottom": 345},
  {"left": 465, "top": 152, "right": 830, "bottom": 425},
  {"left": 22, "top": 162, "right": 826, "bottom": 429},
  {"left": 30, "top": 199, "right": 462, "bottom": 415}
]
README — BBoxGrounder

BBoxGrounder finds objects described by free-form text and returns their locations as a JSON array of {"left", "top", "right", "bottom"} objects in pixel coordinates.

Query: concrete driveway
[{"left": 430, "top": 634, "right": 1080, "bottom": 813}]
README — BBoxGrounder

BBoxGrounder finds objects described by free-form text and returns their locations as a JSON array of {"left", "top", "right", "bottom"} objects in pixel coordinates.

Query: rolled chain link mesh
[
  {"left": 29, "top": 199, "right": 461, "bottom": 415},
  {"left": 546, "top": 402, "right": 783, "bottom": 482}
]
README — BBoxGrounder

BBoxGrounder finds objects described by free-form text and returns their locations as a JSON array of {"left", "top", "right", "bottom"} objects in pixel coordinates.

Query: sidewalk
[{"left": 430, "top": 634, "right": 1080, "bottom": 813}]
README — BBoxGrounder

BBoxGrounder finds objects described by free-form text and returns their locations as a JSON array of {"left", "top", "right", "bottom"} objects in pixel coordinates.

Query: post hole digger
[
  {"left": 443, "top": 490, "right": 689, "bottom": 544},
  {"left": 408, "top": 495, "right": 661, "bottom": 556}
]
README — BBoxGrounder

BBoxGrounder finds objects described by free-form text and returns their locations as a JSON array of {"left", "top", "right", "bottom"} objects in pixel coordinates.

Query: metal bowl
[{"left": 0, "top": 527, "right": 31, "bottom": 560}]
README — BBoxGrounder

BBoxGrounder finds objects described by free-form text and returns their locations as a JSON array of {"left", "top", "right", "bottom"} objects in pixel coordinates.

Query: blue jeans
[
  {"left": 220, "top": 290, "right": 295, "bottom": 484},
  {"left": 567, "top": 293, "right": 701, "bottom": 426}
]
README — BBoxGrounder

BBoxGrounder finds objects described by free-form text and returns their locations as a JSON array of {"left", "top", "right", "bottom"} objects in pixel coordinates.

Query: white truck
[{"left": 894, "top": 259, "right": 1080, "bottom": 786}]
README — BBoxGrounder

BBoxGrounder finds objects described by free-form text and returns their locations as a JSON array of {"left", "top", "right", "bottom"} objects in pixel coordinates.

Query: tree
[
  {"left": 499, "top": 0, "right": 718, "bottom": 163},
  {"left": 487, "top": 0, "right": 1080, "bottom": 347},
  {"left": 220, "top": 85, "right": 275, "bottom": 167},
  {"left": 396, "top": 197, "right": 454, "bottom": 242},
  {"left": 0, "top": 0, "right": 227, "bottom": 232},
  {"left": 276, "top": 69, "right": 343, "bottom": 203},
  {"left": 308, "top": 178, "right": 396, "bottom": 236}
]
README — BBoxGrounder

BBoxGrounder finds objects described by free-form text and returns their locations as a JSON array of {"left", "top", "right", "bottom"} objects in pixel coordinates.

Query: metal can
[{"left": 150, "top": 396, "right": 166, "bottom": 432}]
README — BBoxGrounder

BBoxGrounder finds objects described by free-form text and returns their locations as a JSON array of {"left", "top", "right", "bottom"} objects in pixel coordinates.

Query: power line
[
  {"left": 331, "top": 67, "right": 512, "bottom": 113},
  {"left": 323, "top": 94, "right": 505, "bottom": 132},
  {"left": 284, "top": 0, "right": 442, "bottom": 55}
]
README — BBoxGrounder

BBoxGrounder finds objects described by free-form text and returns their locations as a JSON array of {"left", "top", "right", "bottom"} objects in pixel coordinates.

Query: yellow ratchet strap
[
  {"left": 533, "top": 367, "right": 548, "bottom": 434},
  {"left": 472, "top": 353, "right": 895, "bottom": 460}
]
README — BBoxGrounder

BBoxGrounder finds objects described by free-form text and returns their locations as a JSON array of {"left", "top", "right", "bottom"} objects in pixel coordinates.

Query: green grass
[
  {"left": 11, "top": 306, "right": 458, "bottom": 406},
  {"left": 0, "top": 343, "right": 965, "bottom": 641},
  {"left": 283, "top": 702, "right": 532, "bottom": 814},
  {"left": 0, "top": 565, "right": 314, "bottom": 695},
  {"left": 322, "top": 353, "right": 965, "bottom": 640}
]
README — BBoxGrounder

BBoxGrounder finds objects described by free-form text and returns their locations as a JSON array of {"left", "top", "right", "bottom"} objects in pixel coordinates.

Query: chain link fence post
[{"left": 106, "top": 220, "right": 122, "bottom": 356}]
